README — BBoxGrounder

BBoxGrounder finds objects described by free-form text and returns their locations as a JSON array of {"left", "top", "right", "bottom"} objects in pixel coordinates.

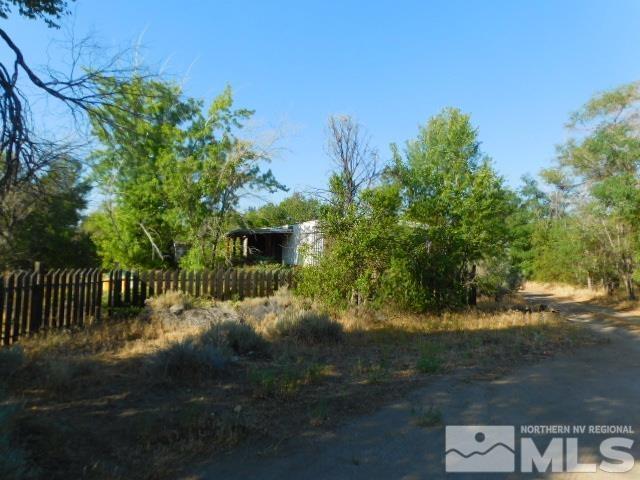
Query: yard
[{"left": 1, "top": 290, "right": 600, "bottom": 479}]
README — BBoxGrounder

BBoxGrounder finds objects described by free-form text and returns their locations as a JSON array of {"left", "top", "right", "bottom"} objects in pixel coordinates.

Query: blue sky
[{"left": 5, "top": 0, "right": 640, "bottom": 207}]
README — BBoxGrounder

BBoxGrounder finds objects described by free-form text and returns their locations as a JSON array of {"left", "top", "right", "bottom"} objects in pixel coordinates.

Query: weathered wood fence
[{"left": 1, "top": 265, "right": 293, "bottom": 346}]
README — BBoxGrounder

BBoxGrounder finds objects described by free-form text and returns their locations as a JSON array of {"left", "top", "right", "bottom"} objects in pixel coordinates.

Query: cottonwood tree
[
  {"left": 87, "top": 77, "right": 285, "bottom": 269},
  {"left": 0, "top": 0, "right": 141, "bottom": 263},
  {"left": 393, "top": 108, "right": 513, "bottom": 306},
  {"left": 300, "top": 108, "right": 514, "bottom": 311},
  {"left": 242, "top": 192, "right": 322, "bottom": 229},
  {"left": 540, "top": 82, "right": 640, "bottom": 299}
]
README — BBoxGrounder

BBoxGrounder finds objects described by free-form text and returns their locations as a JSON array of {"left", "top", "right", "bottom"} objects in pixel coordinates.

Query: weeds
[
  {"left": 412, "top": 405, "right": 443, "bottom": 427},
  {"left": 148, "top": 339, "right": 228, "bottom": 382},
  {"left": 416, "top": 343, "right": 443, "bottom": 374},
  {"left": 0, "top": 290, "right": 599, "bottom": 479},
  {"left": 249, "top": 362, "right": 329, "bottom": 398},
  {"left": 203, "top": 320, "right": 270, "bottom": 357},
  {"left": 269, "top": 310, "right": 343, "bottom": 344}
]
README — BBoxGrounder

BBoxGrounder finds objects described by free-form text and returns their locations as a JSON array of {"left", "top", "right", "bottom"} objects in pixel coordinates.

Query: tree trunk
[
  {"left": 467, "top": 264, "right": 477, "bottom": 307},
  {"left": 606, "top": 281, "right": 615, "bottom": 296},
  {"left": 587, "top": 273, "right": 593, "bottom": 291},
  {"left": 623, "top": 273, "right": 636, "bottom": 301}
]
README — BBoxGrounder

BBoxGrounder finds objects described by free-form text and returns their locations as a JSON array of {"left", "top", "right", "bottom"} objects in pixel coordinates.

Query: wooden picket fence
[{"left": 0, "top": 265, "right": 293, "bottom": 346}]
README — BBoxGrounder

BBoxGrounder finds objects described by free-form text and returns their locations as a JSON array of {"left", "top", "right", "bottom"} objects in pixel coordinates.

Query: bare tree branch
[{"left": 325, "top": 115, "right": 379, "bottom": 207}]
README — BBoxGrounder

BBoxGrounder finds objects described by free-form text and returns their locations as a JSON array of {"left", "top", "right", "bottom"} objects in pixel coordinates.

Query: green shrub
[
  {"left": 249, "top": 363, "right": 329, "bottom": 398},
  {"left": 416, "top": 343, "right": 443, "bottom": 374},
  {"left": 416, "top": 355, "right": 442, "bottom": 374},
  {"left": 149, "top": 339, "right": 228, "bottom": 382},
  {"left": 269, "top": 311, "right": 343, "bottom": 344},
  {"left": 203, "top": 321, "right": 270, "bottom": 357}
]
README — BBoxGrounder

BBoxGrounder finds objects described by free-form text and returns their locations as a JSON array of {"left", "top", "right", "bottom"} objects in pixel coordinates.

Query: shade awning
[{"left": 226, "top": 226, "right": 293, "bottom": 238}]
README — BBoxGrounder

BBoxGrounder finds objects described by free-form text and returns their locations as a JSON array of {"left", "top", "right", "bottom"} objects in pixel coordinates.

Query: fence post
[{"left": 30, "top": 262, "right": 45, "bottom": 334}]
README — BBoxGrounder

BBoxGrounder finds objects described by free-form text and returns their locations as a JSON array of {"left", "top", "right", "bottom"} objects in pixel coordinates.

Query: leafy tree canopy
[
  {"left": 87, "top": 76, "right": 285, "bottom": 269},
  {"left": 0, "top": 0, "right": 73, "bottom": 27},
  {"left": 242, "top": 193, "right": 322, "bottom": 229}
]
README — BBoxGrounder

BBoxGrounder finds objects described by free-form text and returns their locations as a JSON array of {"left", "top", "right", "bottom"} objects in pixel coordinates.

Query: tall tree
[
  {"left": 393, "top": 108, "right": 513, "bottom": 305},
  {"left": 0, "top": 0, "right": 142, "bottom": 266},
  {"left": 542, "top": 82, "right": 640, "bottom": 298},
  {"left": 87, "top": 77, "right": 284, "bottom": 269},
  {"left": 325, "top": 115, "right": 379, "bottom": 213},
  {"left": 0, "top": 157, "right": 96, "bottom": 269},
  {"left": 242, "top": 193, "right": 321, "bottom": 228}
]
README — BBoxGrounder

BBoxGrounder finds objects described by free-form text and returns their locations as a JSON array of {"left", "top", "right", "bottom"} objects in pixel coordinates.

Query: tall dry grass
[
  {"left": 525, "top": 280, "right": 640, "bottom": 313},
  {"left": 0, "top": 288, "right": 600, "bottom": 480}
]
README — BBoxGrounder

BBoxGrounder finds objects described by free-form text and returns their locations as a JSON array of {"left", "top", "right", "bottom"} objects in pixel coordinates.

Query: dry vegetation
[
  {"left": 0, "top": 290, "right": 600, "bottom": 479},
  {"left": 526, "top": 281, "right": 640, "bottom": 314}
]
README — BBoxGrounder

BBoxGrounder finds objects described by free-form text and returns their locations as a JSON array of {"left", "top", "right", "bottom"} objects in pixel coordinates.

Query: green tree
[
  {"left": 87, "top": 77, "right": 284, "bottom": 269},
  {"left": 242, "top": 193, "right": 321, "bottom": 228},
  {"left": 0, "top": 158, "right": 96, "bottom": 269},
  {"left": 536, "top": 82, "right": 640, "bottom": 298},
  {"left": 394, "top": 108, "right": 514, "bottom": 306},
  {"left": 0, "top": 0, "right": 72, "bottom": 26},
  {"left": 300, "top": 108, "right": 515, "bottom": 311}
]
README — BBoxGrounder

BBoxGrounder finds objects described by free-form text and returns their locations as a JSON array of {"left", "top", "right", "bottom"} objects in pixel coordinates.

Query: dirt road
[{"left": 190, "top": 288, "right": 640, "bottom": 479}]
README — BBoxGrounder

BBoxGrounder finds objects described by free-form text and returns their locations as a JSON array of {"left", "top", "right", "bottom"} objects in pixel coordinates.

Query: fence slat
[
  {"left": 1, "top": 266, "right": 294, "bottom": 346},
  {"left": 132, "top": 270, "right": 139, "bottom": 307},
  {"left": 172, "top": 270, "right": 179, "bottom": 294},
  {"left": 0, "top": 277, "right": 5, "bottom": 345},
  {"left": 238, "top": 270, "right": 245, "bottom": 300},
  {"left": 30, "top": 264, "right": 44, "bottom": 333},
  {"left": 12, "top": 273, "right": 24, "bottom": 342},
  {"left": 95, "top": 270, "right": 104, "bottom": 321},
  {"left": 124, "top": 270, "right": 131, "bottom": 306},
  {"left": 4, "top": 274, "right": 14, "bottom": 345},
  {"left": 164, "top": 270, "right": 171, "bottom": 293},
  {"left": 195, "top": 271, "right": 201, "bottom": 297},
  {"left": 43, "top": 271, "right": 53, "bottom": 329},
  {"left": 148, "top": 270, "right": 155, "bottom": 298}
]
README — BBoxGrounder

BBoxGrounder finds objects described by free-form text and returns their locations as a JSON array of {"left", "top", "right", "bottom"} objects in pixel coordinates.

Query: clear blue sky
[{"left": 5, "top": 0, "right": 640, "bottom": 207}]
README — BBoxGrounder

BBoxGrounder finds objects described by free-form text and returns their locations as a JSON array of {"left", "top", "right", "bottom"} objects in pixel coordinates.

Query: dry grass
[
  {"left": 0, "top": 291, "right": 601, "bottom": 480},
  {"left": 526, "top": 281, "right": 640, "bottom": 313}
]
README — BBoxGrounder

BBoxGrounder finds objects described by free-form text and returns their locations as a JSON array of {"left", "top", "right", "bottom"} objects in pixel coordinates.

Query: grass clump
[
  {"left": 416, "top": 344, "right": 443, "bottom": 374},
  {"left": 149, "top": 339, "right": 228, "bottom": 382},
  {"left": 269, "top": 310, "right": 343, "bottom": 344},
  {"left": 204, "top": 320, "right": 270, "bottom": 357},
  {"left": 412, "top": 405, "right": 443, "bottom": 427},
  {"left": 248, "top": 363, "right": 329, "bottom": 398},
  {"left": 146, "top": 290, "right": 196, "bottom": 311}
]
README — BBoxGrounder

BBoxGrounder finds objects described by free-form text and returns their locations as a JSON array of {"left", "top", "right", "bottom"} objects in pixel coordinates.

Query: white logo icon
[{"left": 446, "top": 426, "right": 515, "bottom": 472}]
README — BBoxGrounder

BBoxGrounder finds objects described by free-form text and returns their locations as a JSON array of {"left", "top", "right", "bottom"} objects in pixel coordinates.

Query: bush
[
  {"left": 203, "top": 320, "right": 270, "bottom": 357},
  {"left": 149, "top": 339, "right": 228, "bottom": 382},
  {"left": 269, "top": 310, "right": 343, "bottom": 344},
  {"left": 146, "top": 290, "right": 194, "bottom": 311}
]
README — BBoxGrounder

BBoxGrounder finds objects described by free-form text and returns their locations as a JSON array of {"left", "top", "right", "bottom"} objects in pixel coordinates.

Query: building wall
[{"left": 282, "top": 220, "right": 323, "bottom": 266}]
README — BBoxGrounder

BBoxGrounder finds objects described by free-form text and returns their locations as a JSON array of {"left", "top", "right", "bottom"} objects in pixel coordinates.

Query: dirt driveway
[{"left": 188, "top": 288, "right": 640, "bottom": 479}]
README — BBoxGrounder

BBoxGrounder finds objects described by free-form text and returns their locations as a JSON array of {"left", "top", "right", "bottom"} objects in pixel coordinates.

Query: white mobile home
[{"left": 226, "top": 220, "right": 323, "bottom": 266}]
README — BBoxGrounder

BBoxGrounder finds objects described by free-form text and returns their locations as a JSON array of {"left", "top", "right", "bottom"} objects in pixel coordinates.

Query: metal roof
[{"left": 226, "top": 226, "right": 293, "bottom": 237}]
